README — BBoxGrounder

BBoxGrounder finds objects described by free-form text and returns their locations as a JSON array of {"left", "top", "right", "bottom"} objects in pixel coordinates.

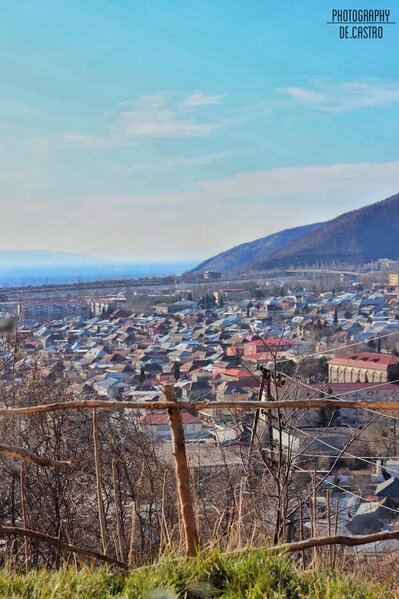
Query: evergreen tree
[{"left": 173, "top": 361, "right": 181, "bottom": 382}]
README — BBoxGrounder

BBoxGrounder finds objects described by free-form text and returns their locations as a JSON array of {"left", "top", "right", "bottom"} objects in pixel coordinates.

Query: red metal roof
[{"left": 329, "top": 352, "right": 399, "bottom": 370}]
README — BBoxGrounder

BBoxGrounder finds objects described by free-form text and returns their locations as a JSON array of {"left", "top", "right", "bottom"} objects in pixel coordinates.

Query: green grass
[{"left": 0, "top": 549, "right": 390, "bottom": 598}]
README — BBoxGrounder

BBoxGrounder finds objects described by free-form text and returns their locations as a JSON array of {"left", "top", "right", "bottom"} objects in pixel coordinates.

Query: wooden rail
[
  {"left": 2, "top": 387, "right": 399, "bottom": 560},
  {"left": 1, "top": 398, "right": 399, "bottom": 416}
]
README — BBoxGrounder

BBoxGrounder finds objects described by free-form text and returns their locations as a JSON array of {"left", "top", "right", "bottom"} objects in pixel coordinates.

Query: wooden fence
[{"left": 2, "top": 382, "right": 399, "bottom": 569}]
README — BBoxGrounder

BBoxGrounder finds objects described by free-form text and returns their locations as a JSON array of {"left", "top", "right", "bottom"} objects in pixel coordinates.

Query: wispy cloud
[
  {"left": 117, "top": 93, "right": 223, "bottom": 139},
  {"left": 64, "top": 92, "right": 225, "bottom": 147},
  {"left": 120, "top": 151, "right": 234, "bottom": 172},
  {"left": 62, "top": 134, "right": 134, "bottom": 149},
  {"left": 198, "top": 160, "right": 399, "bottom": 198},
  {"left": 278, "top": 79, "right": 399, "bottom": 113},
  {"left": 183, "top": 92, "right": 225, "bottom": 106}
]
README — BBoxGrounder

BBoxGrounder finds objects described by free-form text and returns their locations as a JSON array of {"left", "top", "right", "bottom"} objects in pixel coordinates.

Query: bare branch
[
  {"left": 0, "top": 444, "right": 71, "bottom": 467},
  {"left": 0, "top": 525, "right": 128, "bottom": 569},
  {"left": 268, "top": 529, "right": 399, "bottom": 554}
]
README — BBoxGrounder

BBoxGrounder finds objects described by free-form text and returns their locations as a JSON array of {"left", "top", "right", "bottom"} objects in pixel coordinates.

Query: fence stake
[
  {"left": 112, "top": 459, "right": 125, "bottom": 563},
  {"left": 19, "top": 462, "right": 30, "bottom": 572},
  {"left": 128, "top": 501, "right": 136, "bottom": 567},
  {"left": 92, "top": 409, "right": 107, "bottom": 555},
  {"left": 163, "top": 384, "right": 198, "bottom": 557}
]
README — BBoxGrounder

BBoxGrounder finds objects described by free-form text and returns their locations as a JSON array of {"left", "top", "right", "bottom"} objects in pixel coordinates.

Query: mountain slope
[
  {"left": 248, "top": 192, "right": 399, "bottom": 271},
  {"left": 190, "top": 223, "right": 322, "bottom": 273}
]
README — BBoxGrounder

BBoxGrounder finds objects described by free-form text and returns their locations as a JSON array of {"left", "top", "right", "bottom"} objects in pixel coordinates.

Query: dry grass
[{"left": 0, "top": 547, "right": 391, "bottom": 598}]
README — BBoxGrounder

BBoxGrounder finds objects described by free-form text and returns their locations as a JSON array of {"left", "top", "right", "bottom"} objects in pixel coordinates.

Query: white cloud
[
  {"left": 121, "top": 152, "right": 233, "bottom": 172},
  {"left": 64, "top": 92, "right": 225, "bottom": 146},
  {"left": 120, "top": 117, "right": 216, "bottom": 138},
  {"left": 118, "top": 93, "right": 223, "bottom": 139},
  {"left": 198, "top": 161, "right": 399, "bottom": 197},
  {"left": 62, "top": 134, "right": 133, "bottom": 149},
  {"left": 278, "top": 80, "right": 399, "bottom": 113},
  {"left": 183, "top": 92, "right": 225, "bottom": 106}
]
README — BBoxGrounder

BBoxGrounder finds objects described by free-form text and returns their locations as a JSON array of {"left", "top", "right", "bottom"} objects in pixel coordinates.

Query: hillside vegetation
[
  {"left": 190, "top": 223, "right": 321, "bottom": 273},
  {"left": 0, "top": 549, "right": 391, "bottom": 599},
  {"left": 190, "top": 192, "right": 399, "bottom": 273},
  {"left": 252, "top": 192, "right": 399, "bottom": 271}
]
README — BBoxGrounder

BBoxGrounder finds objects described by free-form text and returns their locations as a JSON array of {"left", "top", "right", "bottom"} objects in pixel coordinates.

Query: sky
[{"left": 1, "top": 0, "right": 399, "bottom": 262}]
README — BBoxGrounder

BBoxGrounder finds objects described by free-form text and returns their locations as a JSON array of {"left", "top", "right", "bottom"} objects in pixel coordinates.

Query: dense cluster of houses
[
  {"left": 5, "top": 284, "right": 399, "bottom": 427},
  {"left": 3, "top": 280, "right": 399, "bottom": 544}
]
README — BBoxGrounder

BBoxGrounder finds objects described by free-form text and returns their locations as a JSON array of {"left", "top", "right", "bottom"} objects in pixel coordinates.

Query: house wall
[{"left": 329, "top": 364, "right": 388, "bottom": 383}]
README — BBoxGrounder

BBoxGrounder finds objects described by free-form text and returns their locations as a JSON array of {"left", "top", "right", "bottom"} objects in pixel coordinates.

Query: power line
[
  {"left": 248, "top": 320, "right": 399, "bottom": 367},
  {"left": 293, "top": 464, "right": 399, "bottom": 517},
  {"left": 301, "top": 330, "right": 399, "bottom": 359},
  {"left": 281, "top": 373, "right": 399, "bottom": 421},
  {"left": 288, "top": 424, "right": 377, "bottom": 469},
  {"left": 311, "top": 379, "right": 399, "bottom": 398},
  {"left": 294, "top": 453, "right": 399, "bottom": 460}
]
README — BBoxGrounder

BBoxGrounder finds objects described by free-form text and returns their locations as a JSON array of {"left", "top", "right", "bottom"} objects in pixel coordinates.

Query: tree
[
  {"left": 199, "top": 294, "right": 216, "bottom": 309},
  {"left": 317, "top": 388, "right": 340, "bottom": 426},
  {"left": 300, "top": 357, "right": 328, "bottom": 383},
  {"left": 253, "top": 288, "right": 265, "bottom": 300},
  {"left": 277, "top": 359, "right": 297, "bottom": 378},
  {"left": 317, "top": 405, "right": 340, "bottom": 427},
  {"left": 173, "top": 362, "right": 181, "bottom": 382},
  {"left": 140, "top": 366, "right": 146, "bottom": 385}
]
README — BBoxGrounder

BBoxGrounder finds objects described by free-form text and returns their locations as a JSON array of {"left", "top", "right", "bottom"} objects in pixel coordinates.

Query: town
[{"left": 2, "top": 265, "right": 399, "bottom": 554}]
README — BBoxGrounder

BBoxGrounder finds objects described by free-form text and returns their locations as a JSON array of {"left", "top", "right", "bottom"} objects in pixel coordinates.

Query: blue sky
[{"left": 1, "top": 0, "right": 399, "bottom": 261}]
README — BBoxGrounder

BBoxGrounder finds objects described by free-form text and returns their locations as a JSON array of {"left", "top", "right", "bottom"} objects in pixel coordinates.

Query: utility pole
[{"left": 247, "top": 366, "right": 268, "bottom": 467}]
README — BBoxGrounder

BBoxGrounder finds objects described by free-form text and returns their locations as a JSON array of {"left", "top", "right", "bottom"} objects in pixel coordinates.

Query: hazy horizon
[{"left": 0, "top": 258, "right": 197, "bottom": 287}]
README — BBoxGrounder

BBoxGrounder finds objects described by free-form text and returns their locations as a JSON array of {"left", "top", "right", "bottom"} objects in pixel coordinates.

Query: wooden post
[
  {"left": 247, "top": 368, "right": 267, "bottom": 468},
  {"left": 19, "top": 462, "right": 30, "bottom": 571},
  {"left": 312, "top": 469, "right": 317, "bottom": 564},
  {"left": 332, "top": 498, "right": 339, "bottom": 568},
  {"left": 112, "top": 459, "right": 125, "bottom": 563},
  {"left": 300, "top": 501, "right": 305, "bottom": 568},
  {"left": 163, "top": 384, "right": 198, "bottom": 557},
  {"left": 128, "top": 501, "right": 136, "bottom": 567},
  {"left": 327, "top": 489, "right": 332, "bottom": 563},
  {"left": 92, "top": 409, "right": 107, "bottom": 554}
]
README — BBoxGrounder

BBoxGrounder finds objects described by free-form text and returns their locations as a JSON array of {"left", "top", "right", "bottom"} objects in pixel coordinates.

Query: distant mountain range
[{"left": 190, "top": 192, "right": 399, "bottom": 273}]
